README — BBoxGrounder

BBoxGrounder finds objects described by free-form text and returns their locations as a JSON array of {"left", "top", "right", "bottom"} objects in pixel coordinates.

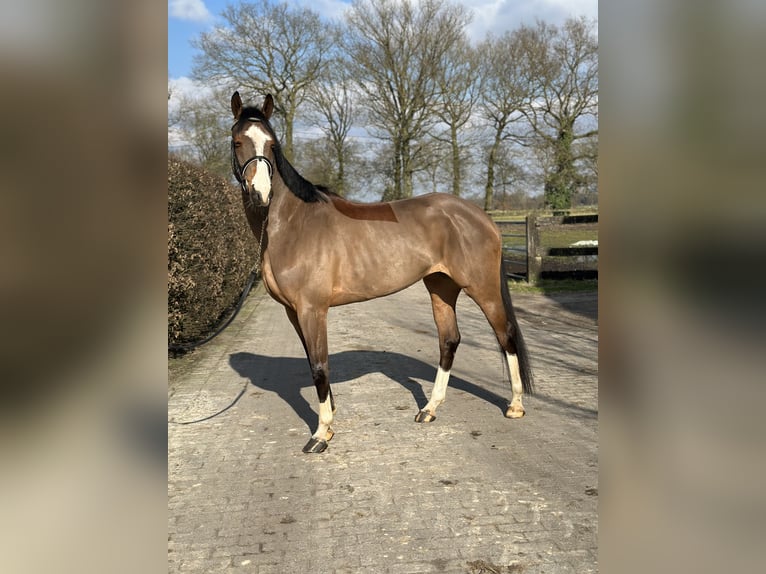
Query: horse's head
[{"left": 230, "top": 92, "right": 276, "bottom": 207}]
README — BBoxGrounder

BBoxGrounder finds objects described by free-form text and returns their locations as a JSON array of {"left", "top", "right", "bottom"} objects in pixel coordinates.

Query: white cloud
[
  {"left": 298, "top": 0, "right": 351, "bottom": 22},
  {"left": 169, "top": 0, "right": 212, "bottom": 23},
  {"left": 462, "top": 0, "right": 597, "bottom": 42},
  {"left": 168, "top": 76, "right": 204, "bottom": 103}
]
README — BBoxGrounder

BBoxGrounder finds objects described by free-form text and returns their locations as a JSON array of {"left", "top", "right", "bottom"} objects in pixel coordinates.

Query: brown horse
[{"left": 230, "top": 92, "right": 534, "bottom": 453}]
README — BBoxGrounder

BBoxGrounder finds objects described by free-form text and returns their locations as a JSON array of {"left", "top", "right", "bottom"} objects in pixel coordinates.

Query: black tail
[{"left": 500, "top": 260, "right": 535, "bottom": 395}]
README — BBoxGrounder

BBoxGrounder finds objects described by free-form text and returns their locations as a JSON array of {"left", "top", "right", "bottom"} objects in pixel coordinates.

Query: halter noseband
[{"left": 231, "top": 118, "right": 274, "bottom": 195}]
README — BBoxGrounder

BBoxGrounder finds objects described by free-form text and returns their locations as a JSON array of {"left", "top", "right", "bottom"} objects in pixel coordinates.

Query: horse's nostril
[{"left": 250, "top": 190, "right": 269, "bottom": 207}]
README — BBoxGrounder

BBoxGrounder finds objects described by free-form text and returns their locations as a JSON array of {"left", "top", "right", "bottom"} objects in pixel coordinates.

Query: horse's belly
[{"left": 328, "top": 258, "right": 434, "bottom": 306}]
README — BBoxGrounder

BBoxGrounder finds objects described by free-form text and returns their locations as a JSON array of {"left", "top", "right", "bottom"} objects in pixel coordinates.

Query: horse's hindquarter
[{"left": 394, "top": 194, "right": 502, "bottom": 284}]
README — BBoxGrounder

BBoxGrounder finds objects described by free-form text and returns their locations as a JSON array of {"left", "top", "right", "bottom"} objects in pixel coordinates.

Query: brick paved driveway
[{"left": 169, "top": 283, "right": 598, "bottom": 573}]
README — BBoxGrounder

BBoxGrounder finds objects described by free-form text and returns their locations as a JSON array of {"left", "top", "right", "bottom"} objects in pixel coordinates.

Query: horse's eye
[{"left": 234, "top": 141, "right": 241, "bottom": 148}]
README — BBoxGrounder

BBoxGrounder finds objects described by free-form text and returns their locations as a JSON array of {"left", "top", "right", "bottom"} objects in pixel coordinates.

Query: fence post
[{"left": 526, "top": 214, "right": 542, "bottom": 284}]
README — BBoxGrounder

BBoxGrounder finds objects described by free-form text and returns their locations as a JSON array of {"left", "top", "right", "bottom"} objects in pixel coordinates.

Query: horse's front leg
[{"left": 292, "top": 305, "right": 335, "bottom": 454}]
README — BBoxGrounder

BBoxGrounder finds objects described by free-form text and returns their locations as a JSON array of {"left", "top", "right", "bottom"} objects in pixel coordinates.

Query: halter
[{"left": 231, "top": 118, "right": 274, "bottom": 195}]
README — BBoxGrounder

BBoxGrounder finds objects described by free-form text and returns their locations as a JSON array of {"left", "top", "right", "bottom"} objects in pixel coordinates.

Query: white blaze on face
[{"left": 243, "top": 123, "right": 273, "bottom": 205}]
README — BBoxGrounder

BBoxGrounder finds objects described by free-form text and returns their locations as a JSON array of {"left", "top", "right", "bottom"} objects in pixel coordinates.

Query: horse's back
[
  {"left": 391, "top": 193, "right": 501, "bottom": 244},
  {"left": 327, "top": 194, "right": 398, "bottom": 222}
]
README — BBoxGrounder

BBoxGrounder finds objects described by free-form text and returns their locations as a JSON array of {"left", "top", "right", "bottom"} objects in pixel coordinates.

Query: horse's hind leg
[
  {"left": 285, "top": 306, "right": 335, "bottom": 453},
  {"left": 416, "top": 273, "right": 461, "bottom": 423},
  {"left": 464, "top": 281, "right": 528, "bottom": 419}
]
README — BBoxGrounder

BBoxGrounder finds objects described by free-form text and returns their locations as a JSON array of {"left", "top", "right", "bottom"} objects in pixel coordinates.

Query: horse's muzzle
[
  {"left": 250, "top": 190, "right": 274, "bottom": 207},
  {"left": 247, "top": 185, "right": 273, "bottom": 207}
]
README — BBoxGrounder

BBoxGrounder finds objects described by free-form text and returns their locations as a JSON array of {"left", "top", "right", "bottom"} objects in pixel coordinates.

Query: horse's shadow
[{"left": 229, "top": 350, "right": 508, "bottom": 432}]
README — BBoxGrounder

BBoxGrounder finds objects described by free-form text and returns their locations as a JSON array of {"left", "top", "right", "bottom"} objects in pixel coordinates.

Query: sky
[{"left": 168, "top": 0, "right": 598, "bottom": 80}]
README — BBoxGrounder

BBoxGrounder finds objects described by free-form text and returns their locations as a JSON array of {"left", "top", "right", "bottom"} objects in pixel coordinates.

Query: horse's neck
[{"left": 269, "top": 177, "right": 309, "bottom": 229}]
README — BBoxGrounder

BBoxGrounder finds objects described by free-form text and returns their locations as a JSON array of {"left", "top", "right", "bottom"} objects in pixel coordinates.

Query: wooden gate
[{"left": 496, "top": 213, "right": 598, "bottom": 283}]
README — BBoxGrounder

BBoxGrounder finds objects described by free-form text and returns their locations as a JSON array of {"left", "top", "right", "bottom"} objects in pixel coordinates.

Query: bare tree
[
  {"left": 345, "top": 0, "right": 472, "bottom": 199},
  {"left": 291, "top": 136, "right": 336, "bottom": 187},
  {"left": 191, "top": 0, "right": 334, "bottom": 160},
  {"left": 477, "top": 30, "right": 537, "bottom": 211},
  {"left": 168, "top": 81, "right": 178, "bottom": 128},
  {"left": 432, "top": 40, "right": 481, "bottom": 197},
  {"left": 491, "top": 143, "right": 533, "bottom": 210},
  {"left": 415, "top": 137, "right": 451, "bottom": 195},
  {"left": 522, "top": 17, "right": 598, "bottom": 210},
  {"left": 170, "top": 87, "right": 232, "bottom": 178},
  {"left": 305, "top": 51, "right": 357, "bottom": 197}
]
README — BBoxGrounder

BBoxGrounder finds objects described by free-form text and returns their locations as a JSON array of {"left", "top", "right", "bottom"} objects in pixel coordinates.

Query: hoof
[
  {"left": 302, "top": 437, "right": 328, "bottom": 453},
  {"left": 325, "top": 428, "right": 335, "bottom": 442},
  {"left": 505, "top": 405, "right": 525, "bottom": 419},
  {"left": 414, "top": 410, "right": 436, "bottom": 423}
]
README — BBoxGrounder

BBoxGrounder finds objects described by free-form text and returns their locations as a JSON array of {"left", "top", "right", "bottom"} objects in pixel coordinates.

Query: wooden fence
[{"left": 495, "top": 213, "right": 598, "bottom": 283}]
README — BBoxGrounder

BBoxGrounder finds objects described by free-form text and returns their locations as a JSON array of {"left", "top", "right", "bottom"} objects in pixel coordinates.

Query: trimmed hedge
[{"left": 168, "top": 157, "right": 254, "bottom": 348}]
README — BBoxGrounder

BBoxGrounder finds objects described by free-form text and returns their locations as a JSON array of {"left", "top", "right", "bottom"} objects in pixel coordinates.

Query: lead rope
[
  {"left": 168, "top": 216, "right": 267, "bottom": 354},
  {"left": 254, "top": 214, "right": 267, "bottom": 274}
]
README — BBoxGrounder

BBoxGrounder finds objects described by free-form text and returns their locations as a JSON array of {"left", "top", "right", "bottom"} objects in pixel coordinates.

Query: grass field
[
  {"left": 492, "top": 209, "right": 599, "bottom": 250},
  {"left": 507, "top": 277, "right": 597, "bottom": 294}
]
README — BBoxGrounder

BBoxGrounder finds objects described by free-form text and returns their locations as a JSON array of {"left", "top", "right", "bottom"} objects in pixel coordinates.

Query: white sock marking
[
  {"left": 506, "top": 352, "right": 523, "bottom": 402},
  {"left": 315, "top": 394, "right": 334, "bottom": 439},
  {"left": 424, "top": 366, "right": 451, "bottom": 413}
]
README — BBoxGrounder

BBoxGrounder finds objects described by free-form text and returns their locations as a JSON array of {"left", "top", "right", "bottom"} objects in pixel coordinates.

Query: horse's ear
[
  {"left": 231, "top": 91, "right": 242, "bottom": 119},
  {"left": 263, "top": 94, "right": 274, "bottom": 120}
]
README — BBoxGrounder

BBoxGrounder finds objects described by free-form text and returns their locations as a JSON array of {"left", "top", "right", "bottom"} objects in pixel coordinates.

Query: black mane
[{"left": 237, "top": 106, "right": 327, "bottom": 204}]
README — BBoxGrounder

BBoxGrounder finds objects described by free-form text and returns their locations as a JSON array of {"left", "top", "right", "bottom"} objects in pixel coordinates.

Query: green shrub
[{"left": 168, "top": 157, "right": 254, "bottom": 347}]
